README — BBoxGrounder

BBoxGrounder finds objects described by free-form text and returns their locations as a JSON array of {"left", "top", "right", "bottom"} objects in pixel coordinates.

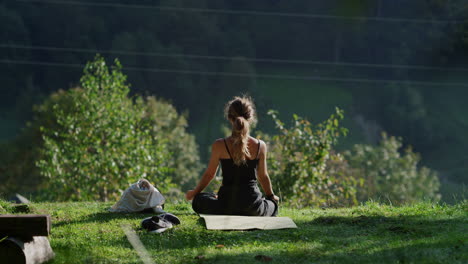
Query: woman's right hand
[
  {"left": 185, "top": 189, "right": 197, "bottom": 201},
  {"left": 267, "top": 194, "right": 279, "bottom": 203},
  {"left": 272, "top": 195, "right": 280, "bottom": 203}
]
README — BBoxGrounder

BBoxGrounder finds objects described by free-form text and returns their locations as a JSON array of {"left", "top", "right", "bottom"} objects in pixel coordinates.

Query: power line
[
  {"left": 1, "top": 58, "right": 467, "bottom": 87},
  {"left": 16, "top": 0, "right": 467, "bottom": 24},
  {"left": 3, "top": 43, "right": 468, "bottom": 73}
]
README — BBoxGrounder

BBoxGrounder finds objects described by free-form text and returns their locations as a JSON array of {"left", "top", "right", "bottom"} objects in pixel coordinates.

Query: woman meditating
[{"left": 185, "top": 96, "right": 279, "bottom": 216}]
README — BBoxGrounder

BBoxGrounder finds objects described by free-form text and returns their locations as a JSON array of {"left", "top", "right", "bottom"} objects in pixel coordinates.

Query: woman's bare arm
[
  {"left": 185, "top": 141, "right": 220, "bottom": 200},
  {"left": 257, "top": 141, "right": 279, "bottom": 201}
]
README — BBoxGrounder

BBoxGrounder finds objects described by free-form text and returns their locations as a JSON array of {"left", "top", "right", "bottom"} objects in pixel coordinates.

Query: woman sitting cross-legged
[{"left": 185, "top": 96, "right": 279, "bottom": 216}]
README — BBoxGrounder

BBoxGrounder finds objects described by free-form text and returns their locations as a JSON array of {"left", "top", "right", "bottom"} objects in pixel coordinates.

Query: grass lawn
[{"left": 1, "top": 201, "right": 467, "bottom": 264}]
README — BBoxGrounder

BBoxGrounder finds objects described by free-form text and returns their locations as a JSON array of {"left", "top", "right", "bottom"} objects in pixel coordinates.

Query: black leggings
[{"left": 192, "top": 192, "right": 278, "bottom": 216}]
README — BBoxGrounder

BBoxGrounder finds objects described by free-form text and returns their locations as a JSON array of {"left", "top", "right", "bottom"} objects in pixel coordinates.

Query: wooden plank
[{"left": 0, "top": 215, "right": 51, "bottom": 237}]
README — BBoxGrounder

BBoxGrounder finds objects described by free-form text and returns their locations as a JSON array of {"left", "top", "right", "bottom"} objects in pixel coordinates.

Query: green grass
[{"left": 2, "top": 201, "right": 466, "bottom": 264}]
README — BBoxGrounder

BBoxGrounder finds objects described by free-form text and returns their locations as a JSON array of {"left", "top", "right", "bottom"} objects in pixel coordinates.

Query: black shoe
[
  {"left": 158, "top": 213, "right": 181, "bottom": 225},
  {"left": 141, "top": 216, "right": 173, "bottom": 233}
]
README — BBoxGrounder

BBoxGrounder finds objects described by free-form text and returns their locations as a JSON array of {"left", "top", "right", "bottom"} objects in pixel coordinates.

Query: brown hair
[{"left": 224, "top": 96, "right": 257, "bottom": 165}]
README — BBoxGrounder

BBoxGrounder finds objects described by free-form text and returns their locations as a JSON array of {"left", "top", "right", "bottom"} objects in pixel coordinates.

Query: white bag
[{"left": 109, "top": 179, "right": 165, "bottom": 213}]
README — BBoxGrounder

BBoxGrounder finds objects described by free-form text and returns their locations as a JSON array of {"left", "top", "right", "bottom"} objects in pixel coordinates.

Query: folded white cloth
[{"left": 109, "top": 179, "right": 165, "bottom": 213}]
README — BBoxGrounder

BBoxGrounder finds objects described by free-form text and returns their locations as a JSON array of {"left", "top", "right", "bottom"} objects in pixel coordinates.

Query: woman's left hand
[{"left": 185, "top": 190, "right": 197, "bottom": 201}]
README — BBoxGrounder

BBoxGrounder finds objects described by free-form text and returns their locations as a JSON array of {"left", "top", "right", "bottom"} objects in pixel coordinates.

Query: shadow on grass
[
  {"left": 52, "top": 205, "right": 197, "bottom": 228},
  {"left": 305, "top": 215, "right": 465, "bottom": 239},
  {"left": 52, "top": 211, "right": 152, "bottom": 228},
  {"left": 139, "top": 215, "right": 467, "bottom": 253},
  {"left": 44, "top": 248, "right": 115, "bottom": 264},
  {"left": 178, "top": 215, "right": 467, "bottom": 264},
  {"left": 187, "top": 238, "right": 466, "bottom": 264}
]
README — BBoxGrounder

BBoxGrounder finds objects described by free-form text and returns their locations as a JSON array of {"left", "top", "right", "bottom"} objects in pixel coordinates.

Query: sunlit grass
[{"left": 2, "top": 200, "right": 467, "bottom": 263}]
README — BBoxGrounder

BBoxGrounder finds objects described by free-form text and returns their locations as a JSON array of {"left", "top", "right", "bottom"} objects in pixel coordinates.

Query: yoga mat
[{"left": 200, "top": 214, "right": 297, "bottom": 230}]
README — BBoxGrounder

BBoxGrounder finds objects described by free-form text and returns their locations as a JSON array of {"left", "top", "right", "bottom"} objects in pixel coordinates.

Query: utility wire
[
  {"left": 3, "top": 43, "right": 468, "bottom": 72},
  {"left": 1, "top": 58, "right": 467, "bottom": 87},
  {"left": 16, "top": 0, "right": 467, "bottom": 24}
]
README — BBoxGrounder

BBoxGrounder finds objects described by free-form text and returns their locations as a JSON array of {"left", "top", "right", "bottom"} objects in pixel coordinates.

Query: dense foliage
[
  {"left": 37, "top": 56, "right": 171, "bottom": 201},
  {"left": 0, "top": 56, "right": 442, "bottom": 205},
  {"left": 0, "top": 56, "right": 202, "bottom": 201},
  {"left": 142, "top": 96, "right": 202, "bottom": 191},
  {"left": 259, "top": 110, "right": 440, "bottom": 207},
  {"left": 2, "top": 1, "right": 468, "bottom": 198},
  {"left": 345, "top": 133, "right": 441, "bottom": 204},
  {"left": 262, "top": 108, "right": 356, "bottom": 207}
]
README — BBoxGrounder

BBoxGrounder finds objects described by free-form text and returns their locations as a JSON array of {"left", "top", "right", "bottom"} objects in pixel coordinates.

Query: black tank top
[
  {"left": 220, "top": 138, "right": 261, "bottom": 187},
  {"left": 217, "top": 138, "right": 263, "bottom": 215}
]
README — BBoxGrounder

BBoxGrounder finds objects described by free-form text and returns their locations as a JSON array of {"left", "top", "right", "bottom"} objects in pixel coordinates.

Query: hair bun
[{"left": 234, "top": 116, "right": 245, "bottom": 131}]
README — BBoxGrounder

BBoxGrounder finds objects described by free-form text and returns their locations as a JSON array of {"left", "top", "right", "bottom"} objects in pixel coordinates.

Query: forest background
[{"left": 1, "top": 0, "right": 467, "bottom": 204}]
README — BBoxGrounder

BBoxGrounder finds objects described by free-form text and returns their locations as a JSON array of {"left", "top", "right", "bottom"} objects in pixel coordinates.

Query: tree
[
  {"left": 37, "top": 56, "right": 171, "bottom": 201},
  {"left": 142, "top": 96, "right": 202, "bottom": 191},
  {"left": 345, "top": 133, "right": 441, "bottom": 204}
]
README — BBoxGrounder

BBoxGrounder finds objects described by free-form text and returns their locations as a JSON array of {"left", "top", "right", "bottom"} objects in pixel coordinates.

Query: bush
[
  {"left": 141, "top": 96, "right": 202, "bottom": 191},
  {"left": 1, "top": 57, "right": 202, "bottom": 201},
  {"left": 36, "top": 56, "right": 170, "bottom": 200},
  {"left": 262, "top": 108, "right": 357, "bottom": 207},
  {"left": 345, "top": 133, "right": 441, "bottom": 204},
  {"left": 28, "top": 55, "right": 202, "bottom": 201}
]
